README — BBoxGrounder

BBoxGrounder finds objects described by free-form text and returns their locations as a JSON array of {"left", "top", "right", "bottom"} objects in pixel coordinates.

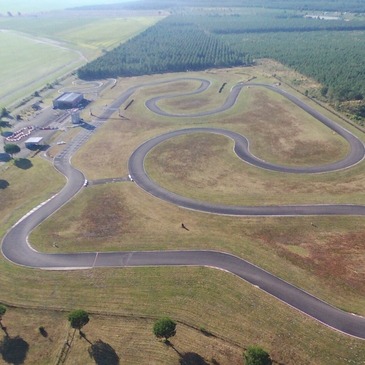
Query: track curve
[{"left": 2, "top": 78, "right": 365, "bottom": 339}]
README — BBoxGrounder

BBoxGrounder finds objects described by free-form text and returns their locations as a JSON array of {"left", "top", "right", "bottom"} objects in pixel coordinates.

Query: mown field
[
  {"left": 0, "top": 66, "right": 361, "bottom": 364},
  {"left": 0, "top": 31, "right": 80, "bottom": 106},
  {"left": 0, "top": 13, "right": 162, "bottom": 106}
]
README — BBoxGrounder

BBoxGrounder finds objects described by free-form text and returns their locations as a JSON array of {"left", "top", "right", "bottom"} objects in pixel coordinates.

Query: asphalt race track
[{"left": 2, "top": 78, "right": 365, "bottom": 339}]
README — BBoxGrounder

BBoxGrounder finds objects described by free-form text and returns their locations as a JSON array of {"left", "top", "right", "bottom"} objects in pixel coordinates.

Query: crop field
[
  {"left": 0, "top": 13, "right": 162, "bottom": 106},
  {"left": 1, "top": 64, "right": 365, "bottom": 364}
]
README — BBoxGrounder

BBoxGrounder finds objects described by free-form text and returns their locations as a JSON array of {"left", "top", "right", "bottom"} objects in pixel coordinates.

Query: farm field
[
  {"left": 0, "top": 65, "right": 360, "bottom": 363},
  {"left": 0, "top": 12, "right": 162, "bottom": 106}
]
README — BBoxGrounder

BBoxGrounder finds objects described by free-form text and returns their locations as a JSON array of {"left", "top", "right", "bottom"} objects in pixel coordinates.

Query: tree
[
  {"left": 4, "top": 144, "right": 20, "bottom": 158},
  {"left": 68, "top": 310, "right": 89, "bottom": 333},
  {"left": 244, "top": 346, "right": 272, "bottom": 365},
  {"left": 153, "top": 317, "right": 176, "bottom": 342},
  {"left": 1, "top": 107, "right": 9, "bottom": 118}
]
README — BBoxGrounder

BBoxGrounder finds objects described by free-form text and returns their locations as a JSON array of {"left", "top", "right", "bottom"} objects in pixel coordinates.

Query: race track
[{"left": 2, "top": 78, "right": 365, "bottom": 339}]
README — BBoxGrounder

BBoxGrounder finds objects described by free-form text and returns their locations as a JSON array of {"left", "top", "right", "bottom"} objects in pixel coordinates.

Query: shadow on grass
[
  {"left": 0, "top": 180, "right": 9, "bottom": 189},
  {"left": 39, "top": 327, "right": 48, "bottom": 338},
  {"left": 88, "top": 339, "right": 119, "bottom": 365},
  {"left": 27, "top": 144, "right": 49, "bottom": 152},
  {"left": 165, "top": 343, "right": 208, "bottom": 365},
  {"left": 0, "top": 335, "right": 29, "bottom": 365},
  {"left": 0, "top": 153, "right": 11, "bottom": 162},
  {"left": 179, "top": 352, "right": 209, "bottom": 365},
  {"left": 80, "top": 122, "right": 96, "bottom": 131},
  {"left": 0, "top": 121, "right": 11, "bottom": 129},
  {"left": 200, "top": 328, "right": 215, "bottom": 337},
  {"left": 14, "top": 159, "right": 33, "bottom": 170}
]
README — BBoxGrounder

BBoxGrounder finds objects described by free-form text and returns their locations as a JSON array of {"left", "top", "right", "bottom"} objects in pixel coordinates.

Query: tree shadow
[
  {"left": 179, "top": 352, "right": 209, "bottom": 365},
  {"left": 0, "top": 153, "right": 11, "bottom": 162},
  {"left": 26, "top": 144, "right": 49, "bottom": 152},
  {"left": 14, "top": 158, "right": 33, "bottom": 170},
  {"left": 38, "top": 327, "right": 48, "bottom": 338},
  {"left": 88, "top": 339, "right": 119, "bottom": 365},
  {"left": 0, "top": 324, "right": 8, "bottom": 338},
  {"left": 0, "top": 180, "right": 9, "bottom": 189},
  {"left": 200, "top": 328, "right": 215, "bottom": 337},
  {"left": 0, "top": 335, "right": 29, "bottom": 365},
  {"left": 0, "top": 121, "right": 11, "bottom": 128}
]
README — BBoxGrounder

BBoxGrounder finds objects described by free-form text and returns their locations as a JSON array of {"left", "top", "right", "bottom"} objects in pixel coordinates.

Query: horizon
[{"left": 0, "top": 0, "right": 130, "bottom": 14}]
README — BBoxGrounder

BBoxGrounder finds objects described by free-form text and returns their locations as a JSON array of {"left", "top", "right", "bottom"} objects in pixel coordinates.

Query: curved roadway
[{"left": 2, "top": 78, "right": 365, "bottom": 339}]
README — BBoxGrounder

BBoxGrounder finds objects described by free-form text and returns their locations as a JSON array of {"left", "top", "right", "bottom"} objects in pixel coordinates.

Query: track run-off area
[{"left": 2, "top": 78, "right": 365, "bottom": 339}]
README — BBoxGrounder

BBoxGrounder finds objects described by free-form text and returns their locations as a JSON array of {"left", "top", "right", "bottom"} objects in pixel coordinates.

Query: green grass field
[
  {"left": 0, "top": 0, "right": 130, "bottom": 13},
  {"left": 0, "top": 31, "right": 80, "bottom": 106},
  {"left": 1, "top": 66, "right": 365, "bottom": 364},
  {"left": 0, "top": 14, "right": 162, "bottom": 106}
]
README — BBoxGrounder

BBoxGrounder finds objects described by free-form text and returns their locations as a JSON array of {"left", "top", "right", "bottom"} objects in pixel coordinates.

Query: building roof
[
  {"left": 25, "top": 137, "right": 43, "bottom": 144},
  {"left": 55, "top": 92, "right": 83, "bottom": 103}
]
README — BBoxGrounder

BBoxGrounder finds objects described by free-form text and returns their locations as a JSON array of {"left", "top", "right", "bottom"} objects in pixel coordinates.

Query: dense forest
[
  {"left": 225, "top": 31, "right": 365, "bottom": 102},
  {"left": 78, "top": 18, "right": 250, "bottom": 79},
  {"left": 74, "top": 0, "right": 365, "bottom": 13},
  {"left": 78, "top": 4, "right": 365, "bottom": 116}
]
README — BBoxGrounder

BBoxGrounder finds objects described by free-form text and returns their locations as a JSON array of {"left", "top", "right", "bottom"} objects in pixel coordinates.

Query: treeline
[
  {"left": 224, "top": 31, "right": 365, "bottom": 101},
  {"left": 198, "top": 14, "right": 365, "bottom": 34},
  {"left": 73, "top": 0, "right": 365, "bottom": 13},
  {"left": 78, "top": 19, "right": 250, "bottom": 80},
  {"left": 78, "top": 11, "right": 365, "bottom": 103}
]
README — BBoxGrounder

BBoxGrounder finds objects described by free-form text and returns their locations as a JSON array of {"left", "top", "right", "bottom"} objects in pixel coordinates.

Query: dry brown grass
[
  {"left": 0, "top": 267, "right": 364, "bottom": 365},
  {"left": 146, "top": 133, "right": 365, "bottom": 205},
  {"left": 2, "top": 66, "right": 365, "bottom": 365},
  {"left": 73, "top": 69, "right": 349, "bottom": 181},
  {"left": 31, "top": 183, "right": 365, "bottom": 315},
  {"left": 33, "top": 67, "right": 365, "bottom": 315},
  {"left": 0, "top": 158, "right": 64, "bottom": 236},
  {"left": 257, "top": 59, "right": 322, "bottom": 94},
  {"left": 233, "top": 87, "right": 347, "bottom": 165},
  {"left": 0, "top": 307, "right": 243, "bottom": 365}
]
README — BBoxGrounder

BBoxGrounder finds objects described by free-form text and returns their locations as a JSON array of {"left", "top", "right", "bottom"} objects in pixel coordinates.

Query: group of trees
[
  {"left": 200, "top": 13, "right": 365, "bottom": 34},
  {"left": 224, "top": 29, "right": 365, "bottom": 102},
  {"left": 78, "top": 10, "right": 364, "bottom": 105},
  {"left": 0, "top": 306, "right": 272, "bottom": 364},
  {"left": 67, "top": 310, "right": 271, "bottom": 364},
  {"left": 75, "top": 0, "right": 365, "bottom": 13},
  {"left": 78, "top": 17, "right": 251, "bottom": 80}
]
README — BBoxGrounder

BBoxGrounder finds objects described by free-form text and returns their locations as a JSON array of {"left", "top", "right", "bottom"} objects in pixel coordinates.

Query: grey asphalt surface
[{"left": 2, "top": 78, "right": 365, "bottom": 339}]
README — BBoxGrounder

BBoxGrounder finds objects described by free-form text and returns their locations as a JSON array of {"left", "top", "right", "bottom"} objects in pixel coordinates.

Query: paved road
[{"left": 2, "top": 78, "right": 365, "bottom": 339}]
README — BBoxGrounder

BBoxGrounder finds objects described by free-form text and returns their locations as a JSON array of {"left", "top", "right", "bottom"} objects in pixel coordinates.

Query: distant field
[
  {"left": 60, "top": 17, "right": 162, "bottom": 56},
  {"left": 0, "top": 13, "right": 161, "bottom": 106},
  {"left": 0, "top": 31, "right": 81, "bottom": 106},
  {"left": 0, "top": 0, "right": 129, "bottom": 13}
]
